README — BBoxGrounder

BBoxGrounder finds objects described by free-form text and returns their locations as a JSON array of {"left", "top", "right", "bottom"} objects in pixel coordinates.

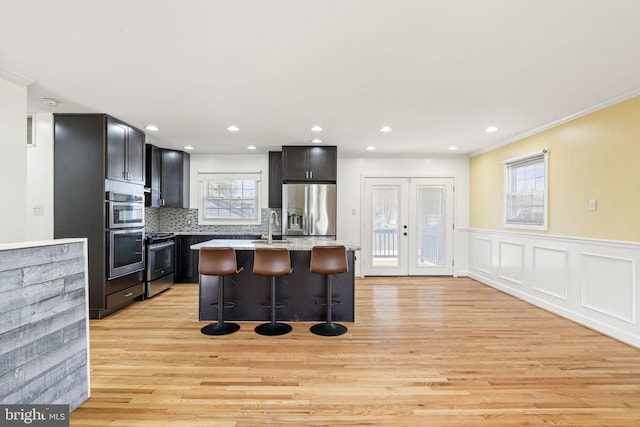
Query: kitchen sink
[{"left": 251, "top": 239, "right": 293, "bottom": 244}]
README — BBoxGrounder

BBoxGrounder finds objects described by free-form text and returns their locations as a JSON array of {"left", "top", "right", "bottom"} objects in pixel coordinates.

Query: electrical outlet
[{"left": 33, "top": 204, "right": 44, "bottom": 216}]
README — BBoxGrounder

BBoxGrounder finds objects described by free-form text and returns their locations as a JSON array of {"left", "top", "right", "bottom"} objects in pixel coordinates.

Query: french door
[{"left": 363, "top": 177, "right": 454, "bottom": 276}]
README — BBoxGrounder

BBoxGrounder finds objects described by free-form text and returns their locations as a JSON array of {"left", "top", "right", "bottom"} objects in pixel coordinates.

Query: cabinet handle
[
  {"left": 124, "top": 292, "right": 134, "bottom": 297},
  {"left": 309, "top": 171, "right": 313, "bottom": 179}
]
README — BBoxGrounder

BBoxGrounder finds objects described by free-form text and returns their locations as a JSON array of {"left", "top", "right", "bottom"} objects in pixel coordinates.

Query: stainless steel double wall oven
[{"left": 106, "top": 191, "right": 145, "bottom": 279}]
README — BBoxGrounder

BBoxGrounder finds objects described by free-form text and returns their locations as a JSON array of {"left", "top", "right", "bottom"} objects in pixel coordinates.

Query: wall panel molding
[
  {"left": 498, "top": 241, "right": 524, "bottom": 286},
  {"left": 532, "top": 246, "right": 568, "bottom": 300},
  {"left": 581, "top": 252, "right": 635, "bottom": 323},
  {"left": 471, "top": 237, "right": 492, "bottom": 274},
  {"left": 467, "top": 229, "right": 640, "bottom": 348}
]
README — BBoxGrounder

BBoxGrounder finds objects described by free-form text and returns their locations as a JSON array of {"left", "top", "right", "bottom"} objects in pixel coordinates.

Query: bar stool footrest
[
  {"left": 314, "top": 299, "right": 342, "bottom": 307},
  {"left": 210, "top": 301, "right": 237, "bottom": 310},
  {"left": 261, "top": 302, "right": 287, "bottom": 309}
]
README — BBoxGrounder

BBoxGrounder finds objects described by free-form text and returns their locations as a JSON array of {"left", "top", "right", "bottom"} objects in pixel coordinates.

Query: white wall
[
  {"left": 0, "top": 77, "right": 28, "bottom": 244},
  {"left": 26, "top": 112, "right": 54, "bottom": 240},
  {"left": 338, "top": 156, "right": 470, "bottom": 276}
]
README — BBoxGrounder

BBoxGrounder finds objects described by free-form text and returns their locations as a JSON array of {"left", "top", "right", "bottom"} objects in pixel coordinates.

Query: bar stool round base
[
  {"left": 201, "top": 322, "right": 240, "bottom": 336},
  {"left": 310, "top": 322, "right": 347, "bottom": 336},
  {"left": 255, "top": 322, "right": 292, "bottom": 336}
]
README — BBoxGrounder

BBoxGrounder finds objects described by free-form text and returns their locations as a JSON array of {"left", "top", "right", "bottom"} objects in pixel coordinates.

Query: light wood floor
[{"left": 71, "top": 277, "right": 640, "bottom": 426}]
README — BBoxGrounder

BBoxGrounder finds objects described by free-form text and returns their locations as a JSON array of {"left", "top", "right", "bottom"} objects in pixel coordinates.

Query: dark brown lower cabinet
[{"left": 175, "top": 235, "right": 262, "bottom": 283}]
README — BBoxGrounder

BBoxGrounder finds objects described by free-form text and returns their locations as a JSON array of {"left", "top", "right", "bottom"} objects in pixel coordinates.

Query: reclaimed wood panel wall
[{"left": 0, "top": 240, "right": 89, "bottom": 411}]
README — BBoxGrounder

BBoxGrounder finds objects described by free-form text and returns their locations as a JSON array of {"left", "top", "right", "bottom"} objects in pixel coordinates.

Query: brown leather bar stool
[
  {"left": 253, "top": 247, "right": 293, "bottom": 336},
  {"left": 199, "top": 247, "right": 243, "bottom": 336},
  {"left": 310, "top": 245, "right": 348, "bottom": 336}
]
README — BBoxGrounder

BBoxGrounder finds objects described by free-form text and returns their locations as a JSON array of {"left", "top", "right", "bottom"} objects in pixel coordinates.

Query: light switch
[{"left": 588, "top": 199, "right": 596, "bottom": 211}]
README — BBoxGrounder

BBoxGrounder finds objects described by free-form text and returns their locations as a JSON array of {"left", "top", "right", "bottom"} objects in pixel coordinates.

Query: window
[
  {"left": 198, "top": 172, "right": 262, "bottom": 225},
  {"left": 504, "top": 150, "right": 548, "bottom": 230}
]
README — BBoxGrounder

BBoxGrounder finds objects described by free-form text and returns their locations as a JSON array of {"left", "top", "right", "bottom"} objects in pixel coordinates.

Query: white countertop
[
  {"left": 191, "top": 238, "right": 360, "bottom": 251},
  {"left": 0, "top": 238, "right": 86, "bottom": 252}
]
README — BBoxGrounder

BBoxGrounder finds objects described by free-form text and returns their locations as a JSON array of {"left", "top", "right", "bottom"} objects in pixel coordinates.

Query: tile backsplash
[{"left": 145, "top": 207, "right": 281, "bottom": 235}]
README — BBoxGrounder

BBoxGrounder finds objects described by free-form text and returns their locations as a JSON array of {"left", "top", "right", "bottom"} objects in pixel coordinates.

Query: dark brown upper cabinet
[
  {"left": 105, "top": 116, "right": 145, "bottom": 184},
  {"left": 145, "top": 144, "right": 190, "bottom": 208},
  {"left": 281, "top": 145, "right": 337, "bottom": 182},
  {"left": 145, "top": 144, "right": 162, "bottom": 207},
  {"left": 268, "top": 151, "right": 283, "bottom": 208}
]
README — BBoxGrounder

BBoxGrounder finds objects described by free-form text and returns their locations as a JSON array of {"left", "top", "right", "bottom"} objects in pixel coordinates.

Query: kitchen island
[{"left": 191, "top": 238, "right": 359, "bottom": 322}]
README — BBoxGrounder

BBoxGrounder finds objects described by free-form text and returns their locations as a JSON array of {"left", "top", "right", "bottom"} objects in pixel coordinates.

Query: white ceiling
[{"left": 2, "top": 0, "right": 640, "bottom": 156}]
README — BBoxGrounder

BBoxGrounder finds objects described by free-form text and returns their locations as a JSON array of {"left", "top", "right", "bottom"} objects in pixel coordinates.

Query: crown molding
[
  {"left": 470, "top": 87, "right": 640, "bottom": 158},
  {"left": 0, "top": 66, "right": 33, "bottom": 87}
]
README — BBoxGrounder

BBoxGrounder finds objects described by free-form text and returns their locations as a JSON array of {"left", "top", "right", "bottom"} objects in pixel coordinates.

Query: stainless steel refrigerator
[{"left": 282, "top": 183, "right": 336, "bottom": 238}]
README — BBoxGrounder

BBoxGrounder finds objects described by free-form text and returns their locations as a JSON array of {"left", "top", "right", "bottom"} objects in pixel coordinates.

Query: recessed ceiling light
[
  {"left": 227, "top": 125, "right": 240, "bottom": 132},
  {"left": 485, "top": 126, "right": 498, "bottom": 133},
  {"left": 42, "top": 98, "right": 59, "bottom": 107},
  {"left": 145, "top": 125, "right": 159, "bottom": 131},
  {"left": 247, "top": 145, "right": 256, "bottom": 150},
  {"left": 380, "top": 126, "right": 392, "bottom": 132},
  {"left": 183, "top": 145, "right": 194, "bottom": 150},
  {"left": 448, "top": 146, "right": 459, "bottom": 151},
  {"left": 312, "top": 138, "right": 322, "bottom": 143},
  {"left": 311, "top": 126, "right": 323, "bottom": 132},
  {"left": 366, "top": 146, "right": 376, "bottom": 151}
]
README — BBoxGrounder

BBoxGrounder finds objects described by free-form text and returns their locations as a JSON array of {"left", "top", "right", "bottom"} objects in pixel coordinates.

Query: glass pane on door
[
  {"left": 371, "top": 185, "right": 400, "bottom": 268},
  {"left": 416, "top": 186, "right": 445, "bottom": 268}
]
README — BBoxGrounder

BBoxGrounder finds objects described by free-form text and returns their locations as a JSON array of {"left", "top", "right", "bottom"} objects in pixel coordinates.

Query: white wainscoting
[{"left": 467, "top": 229, "right": 640, "bottom": 348}]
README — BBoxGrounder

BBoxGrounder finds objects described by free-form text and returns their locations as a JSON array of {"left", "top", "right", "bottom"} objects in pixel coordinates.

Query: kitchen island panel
[{"left": 199, "top": 249, "right": 355, "bottom": 322}]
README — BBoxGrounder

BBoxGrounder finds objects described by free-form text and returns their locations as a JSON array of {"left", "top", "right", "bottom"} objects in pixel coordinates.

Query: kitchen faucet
[{"left": 268, "top": 210, "right": 279, "bottom": 244}]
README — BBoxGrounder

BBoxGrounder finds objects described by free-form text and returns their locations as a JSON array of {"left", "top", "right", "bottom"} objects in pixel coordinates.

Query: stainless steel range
[{"left": 144, "top": 233, "right": 175, "bottom": 298}]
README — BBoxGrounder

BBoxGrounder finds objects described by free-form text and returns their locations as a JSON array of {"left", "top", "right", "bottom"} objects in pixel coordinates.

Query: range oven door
[
  {"left": 147, "top": 240, "right": 175, "bottom": 281},
  {"left": 108, "top": 228, "right": 145, "bottom": 279}
]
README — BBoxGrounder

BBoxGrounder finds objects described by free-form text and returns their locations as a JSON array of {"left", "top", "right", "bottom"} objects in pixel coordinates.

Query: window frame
[
  {"left": 198, "top": 171, "right": 262, "bottom": 226},
  {"left": 503, "top": 150, "right": 549, "bottom": 231}
]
